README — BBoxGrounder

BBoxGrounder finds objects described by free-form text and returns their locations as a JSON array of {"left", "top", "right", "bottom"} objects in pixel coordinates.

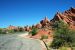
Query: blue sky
[{"left": 0, "top": 0, "right": 75, "bottom": 28}]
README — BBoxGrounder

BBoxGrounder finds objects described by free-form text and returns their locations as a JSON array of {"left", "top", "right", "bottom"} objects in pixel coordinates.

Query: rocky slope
[
  {"left": 34, "top": 7, "right": 75, "bottom": 30},
  {"left": 51, "top": 7, "right": 75, "bottom": 30},
  {"left": 7, "top": 7, "right": 75, "bottom": 30},
  {"left": 30, "top": 7, "right": 75, "bottom": 39},
  {"left": 7, "top": 7, "right": 75, "bottom": 38}
]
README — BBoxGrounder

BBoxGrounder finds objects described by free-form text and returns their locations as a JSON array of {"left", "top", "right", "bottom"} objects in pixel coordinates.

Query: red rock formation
[
  {"left": 7, "top": 7, "right": 75, "bottom": 32},
  {"left": 51, "top": 7, "right": 75, "bottom": 30},
  {"left": 31, "top": 29, "right": 53, "bottom": 39},
  {"left": 35, "top": 23, "right": 42, "bottom": 29},
  {"left": 7, "top": 25, "right": 17, "bottom": 30},
  {"left": 24, "top": 26, "right": 32, "bottom": 32},
  {"left": 40, "top": 16, "right": 51, "bottom": 28}
]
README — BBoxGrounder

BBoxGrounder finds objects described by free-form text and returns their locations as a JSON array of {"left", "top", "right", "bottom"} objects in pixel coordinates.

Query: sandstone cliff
[{"left": 51, "top": 7, "right": 75, "bottom": 29}]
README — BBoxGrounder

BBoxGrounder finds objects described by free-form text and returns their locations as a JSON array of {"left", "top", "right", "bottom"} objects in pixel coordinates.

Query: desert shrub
[
  {"left": 2, "top": 30, "right": 7, "bottom": 34},
  {"left": 18, "top": 28, "right": 24, "bottom": 32},
  {"left": 59, "top": 47, "right": 67, "bottom": 50},
  {"left": 40, "top": 35, "right": 49, "bottom": 50},
  {"left": 29, "top": 28, "right": 38, "bottom": 36},
  {"left": 50, "top": 21, "right": 75, "bottom": 49},
  {"left": 8, "top": 29, "right": 15, "bottom": 33},
  {"left": 0, "top": 28, "right": 7, "bottom": 34},
  {"left": 40, "top": 35, "right": 48, "bottom": 40},
  {"left": 50, "top": 37, "right": 65, "bottom": 49},
  {"left": 0, "top": 28, "right": 2, "bottom": 34},
  {"left": 52, "top": 20, "right": 68, "bottom": 30},
  {"left": 13, "top": 29, "right": 18, "bottom": 32}
]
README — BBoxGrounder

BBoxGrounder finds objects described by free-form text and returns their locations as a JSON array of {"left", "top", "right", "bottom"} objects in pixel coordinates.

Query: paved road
[{"left": 0, "top": 33, "right": 42, "bottom": 50}]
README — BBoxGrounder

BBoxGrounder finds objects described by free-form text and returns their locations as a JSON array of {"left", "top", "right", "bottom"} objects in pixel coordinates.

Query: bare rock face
[
  {"left": 35, "top": 23, "right": 42, "bottom": 29},
  {"left": 7, "top": 7, "right": 75, "bottom": 31},
  {"left": 31, "top": 29, "right": 53, "bottom": 39},
  {"left": 51, "top": 7, "right": 75, "bottom": 30},
  {"left": 7, "top": 25, "right": 17, "bottom": 30},
  {"left": 40, "top": 16, "right": 51, "bottom": 28},
  {"left": 24, "top": 26, "right": 32, "bottom": 32}
]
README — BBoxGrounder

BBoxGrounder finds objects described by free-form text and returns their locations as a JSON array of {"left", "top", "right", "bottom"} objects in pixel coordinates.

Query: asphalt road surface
[{"left": 0, "top": 32, "right": 42, "bottom": 50}]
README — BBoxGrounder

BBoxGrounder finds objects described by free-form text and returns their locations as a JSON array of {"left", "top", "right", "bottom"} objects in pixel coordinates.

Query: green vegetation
[
  {"left": 17, "top": 27, "right": 24, "bottom": 32},
  {"left": 59, "top": 47, "right": 68, "bottom": 50},
  {"left": 40, "top": 35, "right": 49, "bottom": 50},
  {"left": 40, "top": 35, "right": 48, "bottom": 40},
  {"left": 0, "top": 28, "right": 25, "bottom": 34},
  {"left": 50, "top": 21, "right": 75, "bottom": 50},
  {"left": 29, "top": 28, "right": 38, "bottom": 36},
  {"left": 0, "top": 28, "right": 2, "bottom": 34},
  {"left": 8, "top": 29, "right": 15, "bottom": 33},
  {"left": 0, "top": 28, "right": 7, "bottom": 34}
]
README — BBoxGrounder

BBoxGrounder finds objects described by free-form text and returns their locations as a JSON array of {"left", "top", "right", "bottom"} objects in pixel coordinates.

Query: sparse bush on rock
[
  {"left": 40, "top": 35, "right": 48, "bottom": 40},
  {"left": 8, "top": 29, "right": 15, "bottom": 33},
  {"left": 29, "top": 28, "right": 38, "bottom": 36},
  {"left": 50, "top": 21, "right": 75, "bottom": 50}
]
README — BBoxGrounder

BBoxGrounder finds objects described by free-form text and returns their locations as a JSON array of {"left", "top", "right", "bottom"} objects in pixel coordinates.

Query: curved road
[{"left": 0, "top": 33, "right": 42, "bottom": 50}]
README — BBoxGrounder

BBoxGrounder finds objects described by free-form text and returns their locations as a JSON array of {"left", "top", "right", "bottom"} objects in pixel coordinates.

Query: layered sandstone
[
  {"left": 40, "top": 16, "right": 51, "bottom": 28},
  {"left": 51, "top": 7, "right": 75, "bottom": 30},
  {"left": 7, "top": 25, "right": 17, "bottom": 30}
]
